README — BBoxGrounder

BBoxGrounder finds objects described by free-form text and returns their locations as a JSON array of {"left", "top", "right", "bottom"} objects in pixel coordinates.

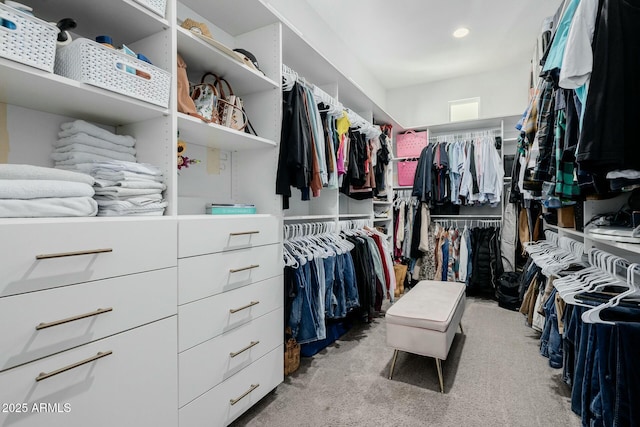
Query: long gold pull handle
[
  {"left": 229, "top": 264, "right": 259, "bottom": 273},
  {"left": 230, "top": 384, "right": 260, "bottom": 405},
  {"left": 36, "top": 248, "right": 113, "bottom": 260},
  {"left": 36, "top": 308, "right": 114, "bottom": 330},
  {"left": 229, "top": 301, "right": 259, "bottom": 314},
  {"left": 230, "top": 341, "right": 260, "bottom": 358},
  {"left": 229, "top": 231, "right": 260, "bottom": 236},
  {"left": 35, "top": 351, "right": 113, "bottom": 382}
]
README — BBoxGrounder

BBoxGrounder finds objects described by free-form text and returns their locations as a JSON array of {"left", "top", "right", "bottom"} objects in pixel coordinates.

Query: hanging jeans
[
  {"left": 540, "top": 288, "right": 563, "bottom": 368},
  {"left": 341, "top": 252, "right": 360, "bottom": 311},
  {"left": 288, "top": 260, "right": 326, "bottom": 345}
]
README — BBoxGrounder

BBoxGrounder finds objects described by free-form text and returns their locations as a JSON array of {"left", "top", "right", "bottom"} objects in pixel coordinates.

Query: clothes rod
[{"left": 431, "top": 214, "right": 502, "bottom": 218}]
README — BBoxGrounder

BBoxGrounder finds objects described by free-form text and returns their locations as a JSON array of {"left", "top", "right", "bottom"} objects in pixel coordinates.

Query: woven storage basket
[
  {"left": 132, "top": 0, "right": 167, "bottom": 17},
  {"left": 0, "top": 3, "right": 58, "bottom": 72},
  {"left": 284, "top": 338, "right": 300, "bottom": 375},
  {"left": 55, "top": 38, "right": 171, "bottom": 108},
  {"left": 397, "top": 160, "right": 418, "bottom": 186},
  {"left": 396, "top": 130, "right": 427, "bottom": 158}
]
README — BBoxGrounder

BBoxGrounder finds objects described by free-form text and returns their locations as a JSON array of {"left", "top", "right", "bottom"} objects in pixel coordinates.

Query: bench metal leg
[
  {"left": 388, "top": 349, "right": 399, "bottom": 380},
  {"left": 435, "top": 358, "right": 444, "bottom": 393},
  {"left": 459, "top": 323, "right": 464, "bottom": 334}
]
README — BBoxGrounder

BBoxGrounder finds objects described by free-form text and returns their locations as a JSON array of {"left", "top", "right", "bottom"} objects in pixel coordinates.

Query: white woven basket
[
  {"left": 54, "top": 38, "right": 170, "bottom": 108},
  {"left": 132, "top": 0, "right": 167, "bottom": 17},
  {"left": 0, "top": 3, "right": 58, "bottom": 72}
]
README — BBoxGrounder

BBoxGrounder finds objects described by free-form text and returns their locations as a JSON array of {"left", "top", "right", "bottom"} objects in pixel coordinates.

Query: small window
[{"left": 449, "top": 97, "right": 480, "bottom": 122}]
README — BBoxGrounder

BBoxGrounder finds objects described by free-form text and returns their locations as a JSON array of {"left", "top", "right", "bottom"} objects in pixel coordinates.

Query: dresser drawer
[
  {"left": 179, "top": 275, "right": 283, "bottom": 352},
  {"left": 179, "top": 347, "right": 283, "bottom": 427},
  {"left": 178, "top": 215, "right": 279, "bottom": 258},
  {"left": 0, "top": 218, "right": 177, "bottom": 297},
  {"left": 0, "top": 317, "right": 178, "bottom": 427},
  {"left": 179, "top": 307, "right": 283, "bottom": 408},
  {"left": 178, "top": 243, "right": 282, "bottom": 304},
  {"left": 0, "top": 267, "right": 176, "bottom": 372}
]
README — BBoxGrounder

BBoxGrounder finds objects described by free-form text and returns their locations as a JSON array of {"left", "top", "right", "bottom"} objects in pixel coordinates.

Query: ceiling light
[{"left": 453, "top": 27, "right": 469, "bottom": 38}]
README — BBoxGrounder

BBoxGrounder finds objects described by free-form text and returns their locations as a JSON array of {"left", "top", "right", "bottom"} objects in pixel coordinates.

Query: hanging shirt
[{"left": 542, "top": 0, "right": 581, "bottom": 75}]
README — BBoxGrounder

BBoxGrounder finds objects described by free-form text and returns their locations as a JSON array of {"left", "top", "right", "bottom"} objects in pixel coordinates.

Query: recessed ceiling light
[{"left": 453, "top": 27, "right": 470, "bottom": 38}]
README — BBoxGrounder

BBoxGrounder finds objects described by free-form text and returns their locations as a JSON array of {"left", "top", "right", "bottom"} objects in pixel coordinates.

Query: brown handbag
[{"left": 176, "top": 54, "right": 199, "bottom": 117}]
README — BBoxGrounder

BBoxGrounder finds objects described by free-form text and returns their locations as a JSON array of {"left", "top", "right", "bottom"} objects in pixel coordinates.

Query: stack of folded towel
[
  {"left": 52, "top": 120, "right": 137, "bottom": 167},
  {"left": 0, "top": 164, "right": 98, "bottom": 217},
  {"left": 53, "top": 120, "right": 167, "bottom": 216},
  {"left": 67, "top": 161, "right": 167, "bottom": 216}
]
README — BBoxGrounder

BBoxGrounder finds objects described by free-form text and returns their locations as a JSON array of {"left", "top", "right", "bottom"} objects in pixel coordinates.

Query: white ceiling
[{"left": 304, "top": 0, "right": 560, "bottom": 90}]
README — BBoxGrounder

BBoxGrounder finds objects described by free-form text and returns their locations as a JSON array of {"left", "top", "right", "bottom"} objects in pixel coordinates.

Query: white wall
[{"left": 386, "top": 61, "right": 530, "bottom": 128}]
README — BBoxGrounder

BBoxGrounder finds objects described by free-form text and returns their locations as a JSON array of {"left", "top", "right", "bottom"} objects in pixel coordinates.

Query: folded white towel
[
  {"left": 94, "top": 178, "right": 166, "bottom": 190},
  {"left": 0, "top": 197, "right": 98, "bottom": 218},
  {"left": 52, "top": 146, "right": 136, "bottom": 163},
  {"left": 94, "top": 187, "right": 163, "bottom": 198},
  {"left": 97, "top": 209, "right": 165, "bottom": 217},
  {"left": 59, "top": 120, "right": 135, "bottom": 147},
  {"left": 0, "top": 164, "right": 95, "bottom": 185},
  {"left": 96, "top": 198, "right": 168, "bottom": 209},
  {"left": 94, "top": 171, "right": 164, "bottom": 183},
  {"left": 0, "top": 180, "right": 95, "bottom": 199},
  {"left": 55, "top": 133, "right": 137, "bottom": 155},
  {"left": 62, "top": 161, "right": 163, "bottom": 177},
  {"left": 94, "top": 193, "right": 163, "bottom": 201}
]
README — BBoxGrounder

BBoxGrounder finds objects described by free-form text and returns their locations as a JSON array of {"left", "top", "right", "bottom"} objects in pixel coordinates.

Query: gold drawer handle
[
  {"left": 230, "top": 383, "right": 260, "bottom": 405},
  {"left": 230, "top": 341, "right": 260, "bottom": 358},
  {"left": 36, "top": 248, "right": 113, "bottom": 260},
  {"left": 229, "top": 264, "right": 259, "bottom": 273},
  {"left": 229, "top": 301, "right": 259, "bottom": 314},
  {"left": 35, "top": 351, "right": 112, "bottom": 382},
  {"left": 36, "top": 307, "right": 114, "bottom": 330},
  {"left": 229, "top": 230, "right": 260, "bottom": 236}
]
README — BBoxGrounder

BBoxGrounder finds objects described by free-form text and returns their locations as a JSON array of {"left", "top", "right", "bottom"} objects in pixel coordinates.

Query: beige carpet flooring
[{"left": 231, "top": 297, "right": 581, "bottom": 427}]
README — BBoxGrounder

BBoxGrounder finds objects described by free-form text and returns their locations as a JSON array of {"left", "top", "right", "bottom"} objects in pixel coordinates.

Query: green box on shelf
[{"left": 206, "top": 204, "right": 256, "bottom": 215}]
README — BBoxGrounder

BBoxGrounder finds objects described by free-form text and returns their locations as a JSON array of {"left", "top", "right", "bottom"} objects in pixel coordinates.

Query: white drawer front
[
  {"left": 178, "top": 243, "right": 282, "bottom": 305},
  {"left": 179, "top": 275, "right": 283, "bottom": 352},
  {"left": 0, "top": 317, "right": 178, "bottom": 427},
  {"left": 178, "top": 215, "right": 279, "bottom": 258},
  {"left": 179, "top": 307, "right": 283, "bottom": 408},
  {"left": 0, "top": 268, "right": 177, "bottom": 372},
  {"left": 179, "top": 347, "right": 283, "bottom": 427},
  {"left": 0, "top": 219, "right": 177, "bottom": 297}
]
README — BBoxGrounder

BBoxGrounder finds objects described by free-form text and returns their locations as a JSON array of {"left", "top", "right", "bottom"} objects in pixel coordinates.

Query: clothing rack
[
  {"left": 432, "top": 218, "right": 501, "bottom": 229},
  {"left": 282, "top": 63, "right": 381, "bottom": 138},
  {"left": 339, "top": 218, "right": 373, "bottom": 232},
  {"left": 284, "top": 221, "right": 337, "bottom": 240},
  {"left": 429, "top": 129, "right": 500, "bottom": 142}
]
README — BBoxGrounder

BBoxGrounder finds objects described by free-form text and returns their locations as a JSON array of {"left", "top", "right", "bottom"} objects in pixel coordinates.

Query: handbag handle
[{"left": 214, "top": 76, "right": 236, "bottom": 99}]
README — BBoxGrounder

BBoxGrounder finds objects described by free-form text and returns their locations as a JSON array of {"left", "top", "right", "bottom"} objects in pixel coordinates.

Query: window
[{"left": 449, "top": 97, "right": 480, "bottom": 122}]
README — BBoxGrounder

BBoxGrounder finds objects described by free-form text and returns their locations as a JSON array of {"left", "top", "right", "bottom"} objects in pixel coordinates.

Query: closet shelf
[
  {"left": 25, "top": 0, "right": 169, "bottom": 43},
  {"left": 338, "top": 213, "right": 372, "bottom": 219},
  {"left": 177, "top": 27, "right": 279, "bottom": 95},
  {"left": 374, "top": 217, "right": 390, "bottom": 222},
  {"left": 373, "top": 201, "right": 392, "bottom": 205},
  {"left": 0, "top": 58, "right": 169, "bottom": 125},
  {"left": 177, "top": 113, "right": 277, "bottom": 151},
  {"left": 431, "top": 214, "right": 502, "bottom": 219},
  {"left": 588, "top": 235, "right": 640, "bottom": 254},
  {"left": 543, "top": 221, "right": 585, "bottom": 239},
  {"left": 283, "top": 215, "right": 336, "bottom": 222}
]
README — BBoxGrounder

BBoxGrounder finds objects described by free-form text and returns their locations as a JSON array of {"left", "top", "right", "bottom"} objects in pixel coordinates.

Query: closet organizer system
[
  {"left": 391, "top": 117, "right": 520, "bottom": 290},
  {"left": 0, "top": 0, "right": 403, "bottom": 426},
  {"left": 519, "top": 232, "right": 640, "bottom": 426},
  {"left": 276, "top": 62, "right": 396, "bottom": 354},
  {"left": 512, "top": 1, "right": 640, "bottom": 425}
]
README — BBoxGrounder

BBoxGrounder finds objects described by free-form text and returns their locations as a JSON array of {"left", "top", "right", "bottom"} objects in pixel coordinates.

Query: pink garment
[{"left": 337, "top": 134, "right": 347, "bottom": 176}]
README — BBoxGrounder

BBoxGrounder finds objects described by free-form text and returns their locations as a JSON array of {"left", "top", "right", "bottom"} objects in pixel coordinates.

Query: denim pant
[
  {"left": 613, "top": 322, "right": 640, "bottom": 427},
  {"left": 341, "top": 253, "right": 360, "bottom": 310},
  {"left": 330, "top": 254, "right": 347, "bottom": 318},
  {"left": 289, "top": 260, "right": 326, "bottom": 345},
  {"left": 540, "top": 288, "right": 563, "bottom": 368}
]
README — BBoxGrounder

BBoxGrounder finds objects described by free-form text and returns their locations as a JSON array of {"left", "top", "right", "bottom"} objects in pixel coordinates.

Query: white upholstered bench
[{"left": 385, "top": 280, "right": 466, "bottom": 393}]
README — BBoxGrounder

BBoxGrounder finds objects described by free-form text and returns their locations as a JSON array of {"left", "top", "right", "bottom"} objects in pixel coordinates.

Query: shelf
[
  {"left": 374, "top": 217, "right": 391, "bottom": 222},
  {"left": 588, "top": 235, "right": 640, "bottom": 254},
  {"left": 177, "top": 27, "right": 279, "bottom": 95},
  {"left": 177, "top": 113, "right": 277, "bottom": 150},
  {"left": 338, "top": 213, "right": 372, "bottom": 219},
  {"left": 182, "top": 0, "right": 278, "bottom": 36},
  {"left": 393, "top": 186, "right": 413, "bottom": 190},
  {"left": 0, "top": 58, "right": 169, "bottom": 126},
  {"left": 431, "top": 214, "right": 502, "bottom": 218},
  {"left": 283, "top": 215, "right": 336, "bottom": 222},
  {"left": 21, "top": 0, "right": 169, "bottom": 44},
  {"left": 544, "top": 221, "right": 585, "bottom": 239},
  {"left": 373, "top": 201, "right": 392, "bottom": 205}
]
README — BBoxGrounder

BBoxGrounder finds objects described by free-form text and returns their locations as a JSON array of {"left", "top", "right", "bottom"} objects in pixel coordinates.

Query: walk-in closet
[{"left": 1, "top": 0, "right": 636, "bottom": 426}]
